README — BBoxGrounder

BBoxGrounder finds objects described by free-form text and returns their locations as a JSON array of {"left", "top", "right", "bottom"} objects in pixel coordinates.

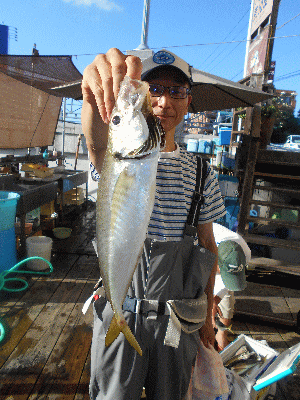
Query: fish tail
[
  {"left": 105, "top": 315, "right": 143, "bottom": 356},
  {"left": 105, "top": 315, "right": 122, "bottom": 346}
]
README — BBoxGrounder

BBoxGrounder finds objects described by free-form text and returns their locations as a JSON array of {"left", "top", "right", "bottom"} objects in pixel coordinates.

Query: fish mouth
[{"left": 113, "top": 114, "right": 165, "bottom": 161}]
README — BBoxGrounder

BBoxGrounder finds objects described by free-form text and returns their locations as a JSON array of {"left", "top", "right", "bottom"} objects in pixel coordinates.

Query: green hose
[
  {"left": 0, "top": 257, "right": 53, "bottom": 292},
  {"left": 0, "top": 256, "right": 53, "bottom": 343}
]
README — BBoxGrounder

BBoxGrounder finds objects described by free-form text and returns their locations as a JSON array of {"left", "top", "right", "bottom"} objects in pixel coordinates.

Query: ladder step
[
  {"left": 248, "top": 216, "right": 300, "bottom": 228},
  {"left": 253, "top": 185, "right": 300, "bottom": 195},
  {"left": 254, "top": 172, "right": 300, "bottom": 180},
  {"left": 250, "top": 200, "right": 300, "bottom": 211},
  {"left": 242, "top": 232, "right": 300, "bottom": 250}
]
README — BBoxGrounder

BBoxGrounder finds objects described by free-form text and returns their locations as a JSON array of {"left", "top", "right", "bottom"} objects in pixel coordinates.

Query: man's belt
[{"left": 123, "top": 296, "right": 170, "bottom": 317}]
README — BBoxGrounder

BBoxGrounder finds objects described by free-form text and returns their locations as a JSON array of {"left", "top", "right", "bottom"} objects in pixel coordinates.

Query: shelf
[
  {"left": 253, "top": 185, "right": 300, "bottom": 195},
  {"left": 250, "top": 200, "right": 300, "bottom": 211},
  {"left": 231, "top": 130, "right": 245, "bottom": 135},
  {"left": 248, "top": 216, "right": 300, "bottom": 228},
  {"left": 254, "top": 171, "right": 300, "bottom": 180},
  {"left": 242, "top": 232, "right": 300, "bottom": 250}
]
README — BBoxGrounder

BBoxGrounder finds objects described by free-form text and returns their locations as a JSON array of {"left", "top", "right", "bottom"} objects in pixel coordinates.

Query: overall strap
[{"left": 184, "top": 157, "right": 207, "bottom": 236}]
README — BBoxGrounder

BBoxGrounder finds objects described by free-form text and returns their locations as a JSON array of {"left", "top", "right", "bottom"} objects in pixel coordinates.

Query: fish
[
  {"left": 96, "top": 76, "right": 164, "bottom": 356},
  {"left": 225, "top": 349, "right": 256, "bottom": 369},
  {"left": 231, "top": 355, "right": 266, "bottom": 377},
  {"left": 224, "top": 345, "right": 266, "bottom": 377}
]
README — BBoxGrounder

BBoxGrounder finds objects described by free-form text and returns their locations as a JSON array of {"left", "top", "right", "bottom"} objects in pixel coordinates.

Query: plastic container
[
  {"left": 187, "top": 139, "right": 199, "bottom": 153},
  {"left": 0, "top": 227, "right": 18, "bottom": 273},
  {"left": 219, "top": 128, "right": 232, "bottom": 145},
  {"left": 221, "top": 153, "right": 236, "bottom": 170},
  {"left": 198, "top": 140, "right": 213, "bottom": 154},
  {"left": 0, "top": 191, "right": 20, "bottom": 231},
  {"left": 0, "top": 191, "right": 20, "bottom": 272},
  {"left": 26, "top": 236, "right": 53, "bottom": 271}
]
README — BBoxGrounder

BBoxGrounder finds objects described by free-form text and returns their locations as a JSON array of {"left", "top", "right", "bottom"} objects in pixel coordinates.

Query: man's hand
[
  {"left": 80, "top": 48, "right": 143, "bottom": 173},
  {"left": 199, "top": 319, "right": 215, "bottom": 348},
  {"left": 212, "top": 295, "right": 222, "bottom": 326},
  {"left": 81, "top": 48, "right": 143, "bottom": 124}
]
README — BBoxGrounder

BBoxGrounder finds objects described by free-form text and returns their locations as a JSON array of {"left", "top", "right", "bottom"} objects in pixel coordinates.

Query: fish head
[{"left": 108, "top": 76, "right": 164, "bottom": 160}]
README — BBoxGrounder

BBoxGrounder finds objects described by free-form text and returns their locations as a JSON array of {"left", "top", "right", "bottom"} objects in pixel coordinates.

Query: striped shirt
[{"left": 90, "top": 144, "right": 226, "bottom": 242}]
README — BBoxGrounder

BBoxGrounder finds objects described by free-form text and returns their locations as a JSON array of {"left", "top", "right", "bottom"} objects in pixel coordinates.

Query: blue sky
[{"left": 2, "top": 0, "right": 300, "bottom": 113}]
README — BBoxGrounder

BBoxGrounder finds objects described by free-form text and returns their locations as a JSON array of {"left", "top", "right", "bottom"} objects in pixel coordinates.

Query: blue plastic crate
[{"left": 219, "top": 128, "right": 232, "bottom": 145}]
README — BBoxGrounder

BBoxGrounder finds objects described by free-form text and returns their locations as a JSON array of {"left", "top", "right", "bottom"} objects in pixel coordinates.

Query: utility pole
[
  {"left": 126, "top": 0, "right": 153, "bottom": 61},
  {"left": 137, "top": 0, "right": 151, "bottom": 50}
]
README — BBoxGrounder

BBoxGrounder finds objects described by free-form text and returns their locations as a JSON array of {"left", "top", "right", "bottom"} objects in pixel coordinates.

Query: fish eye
[{"left": 112, "top": 115, "right": 121, "bottom": 125}]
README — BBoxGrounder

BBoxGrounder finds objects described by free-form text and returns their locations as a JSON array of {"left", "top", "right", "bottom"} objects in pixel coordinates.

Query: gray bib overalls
[{"left": 90, "top": 158, "right": 216, "bottom": 400}]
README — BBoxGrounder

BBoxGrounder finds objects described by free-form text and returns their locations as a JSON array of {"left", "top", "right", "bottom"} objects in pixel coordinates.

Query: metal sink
[
  {"left": 52, "top": 170, "right": 88, "bottom": 193},
  {"left": 0, "top": 178, "right": 58, "bottom": 215}
]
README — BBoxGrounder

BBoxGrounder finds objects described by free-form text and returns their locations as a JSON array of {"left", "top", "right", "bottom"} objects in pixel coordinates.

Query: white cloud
[{"left": 63, "top": 0, "right": 123, "bottom": 12}]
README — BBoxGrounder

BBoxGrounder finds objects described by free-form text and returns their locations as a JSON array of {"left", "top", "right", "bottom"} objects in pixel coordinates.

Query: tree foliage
[{"left": 271, "top": 102, "right": 300, "bottom": 144}]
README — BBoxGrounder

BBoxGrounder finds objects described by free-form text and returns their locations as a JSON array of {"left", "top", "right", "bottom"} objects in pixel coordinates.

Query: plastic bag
[
  {"left": 185, "top": 341, "right": 229, "bottom": 400},
  {"left": 185, "top": 360, "right": 251, "bottom": 400}
]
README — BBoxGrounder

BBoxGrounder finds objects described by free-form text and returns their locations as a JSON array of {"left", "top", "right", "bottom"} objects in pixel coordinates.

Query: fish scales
[{"left": 96, "top": 76, "right": 164, "bottom": 356}]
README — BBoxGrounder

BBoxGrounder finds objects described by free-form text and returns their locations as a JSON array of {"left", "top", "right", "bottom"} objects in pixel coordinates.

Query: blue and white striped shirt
[{"left": 91, "top": 145, "right": 226, "bottom": 242}]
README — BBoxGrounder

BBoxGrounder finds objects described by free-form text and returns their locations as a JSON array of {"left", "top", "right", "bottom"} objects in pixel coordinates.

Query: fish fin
[
  {"left": 121, "top": 322, "right": 143, "bottom": 357},
  {"left": 105, "top": 315, "right": 143, "bottom": 356},
  {"left": 105, "top": 315, "right": 121, "bottom": 347}
]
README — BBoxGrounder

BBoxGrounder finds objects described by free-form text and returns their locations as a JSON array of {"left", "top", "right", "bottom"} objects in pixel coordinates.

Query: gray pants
[
  {"left": 90, "top": 299, "right": 198, "bottom": 400},
  {"left": 90, "top": 237, "right": 214, "bottom": 400}
]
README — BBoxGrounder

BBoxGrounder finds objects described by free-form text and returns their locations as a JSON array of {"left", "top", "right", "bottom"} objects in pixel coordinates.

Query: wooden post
[{"left": 237, "top": 105, "right": 261, "bottom": 235}]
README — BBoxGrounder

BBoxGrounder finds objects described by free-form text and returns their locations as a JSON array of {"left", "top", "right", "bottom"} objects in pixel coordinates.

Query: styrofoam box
[{"left": 220, "top": 335, "right": 279, "bottom": 400}]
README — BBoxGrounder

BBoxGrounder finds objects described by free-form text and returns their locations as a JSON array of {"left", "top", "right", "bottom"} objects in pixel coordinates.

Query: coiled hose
[{"left": 0, "top": 257, "right": 53, "bottom": 343}]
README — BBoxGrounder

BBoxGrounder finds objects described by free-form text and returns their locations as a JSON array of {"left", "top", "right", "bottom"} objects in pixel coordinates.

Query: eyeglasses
[{"left": 149, "top": 84, "right": 191, "bottom": 99}]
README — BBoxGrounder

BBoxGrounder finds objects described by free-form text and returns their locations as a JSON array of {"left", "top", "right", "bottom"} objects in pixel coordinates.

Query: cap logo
[{"left": 153, "top": 51, "right": 175, "bottom": 65}]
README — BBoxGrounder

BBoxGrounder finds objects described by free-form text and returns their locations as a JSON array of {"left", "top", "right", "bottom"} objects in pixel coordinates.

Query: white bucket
[{"left": 26, "top": 236, "right": 53, "bottom": 271}]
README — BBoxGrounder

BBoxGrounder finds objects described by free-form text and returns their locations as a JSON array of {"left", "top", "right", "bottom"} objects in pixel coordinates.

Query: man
[
  {"left": 81, "top": 48, "right": 226, "bottom": 400},
  {"left": 212, "top": 223, "right": 251, "bottom": 351}
]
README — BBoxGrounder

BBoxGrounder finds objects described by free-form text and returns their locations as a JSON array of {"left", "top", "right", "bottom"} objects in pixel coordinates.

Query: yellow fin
[
  {"left": 105, "top": 315, "right": 121, "bottom": 346},
  {"left": 121, "top": 322, "right": 143, "bottom": 357},
  {"left": 105, "top": 315, "right": 142, "bottom": 356}
]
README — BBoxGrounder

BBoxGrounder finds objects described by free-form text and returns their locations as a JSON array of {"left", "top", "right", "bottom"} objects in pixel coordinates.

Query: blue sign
[{"left": 0, "top": 25, "right": 9, "bottom": 55}]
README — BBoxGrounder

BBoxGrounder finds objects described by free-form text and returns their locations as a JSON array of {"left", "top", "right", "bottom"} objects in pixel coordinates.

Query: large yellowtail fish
[{"left": 96, "top": 76, "right": 164, "bottom": 356}]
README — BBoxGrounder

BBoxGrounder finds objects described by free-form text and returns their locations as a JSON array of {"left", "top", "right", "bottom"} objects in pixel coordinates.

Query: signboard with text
[
  {"left": 251, "top": 0, "right": 274, "bottom": 35},
  {"left": 246, "top": 25, "right": 271, "bottom": 76}
]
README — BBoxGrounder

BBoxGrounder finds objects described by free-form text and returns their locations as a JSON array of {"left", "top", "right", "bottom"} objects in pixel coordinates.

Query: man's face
[{"left": 147, "top": 72, "right": 192, "bottom": 134}]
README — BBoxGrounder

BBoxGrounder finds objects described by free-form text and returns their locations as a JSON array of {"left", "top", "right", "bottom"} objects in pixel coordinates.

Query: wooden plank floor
[{"left": 1, "top": 203, "right": 299, "bottom": 399}]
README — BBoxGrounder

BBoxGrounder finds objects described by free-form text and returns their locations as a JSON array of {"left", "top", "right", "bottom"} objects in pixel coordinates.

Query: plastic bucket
[
  {"left": 26, "top": 236, "right": 53, "bottom": 271},
  {"left": 0, "top": 192, "right": 20, "bottom": 272},
  {"left": 0, "top": 227, "right": 18, "bottom": 273},
  {"left": 0, "top": 192, "right": 20, "bottom": 231},
  {"left": 187, "top": 139, "right": 199, "bottom": 153}
]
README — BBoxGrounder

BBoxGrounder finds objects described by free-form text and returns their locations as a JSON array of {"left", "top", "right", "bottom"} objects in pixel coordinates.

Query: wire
[
  {"left": 275, "top": 69, "right": 300, "bottom": 82},
  {"left": 70, "top": 34, "right": 300, "bottom": 58},
  {"left": 208, "top": 39, "right": 245, "bottom": 73},
  {"left": 201, "top": 7, "right": 250, "bottom": 67},
  {"left": 154, "top": 34, "right": 300, "bottom": 50},
  {"left": 277, "top": 12, "right": 300, "bottom": 29},
  {"left": 230, "top": 69, "right": 244, "bottom": 81}
]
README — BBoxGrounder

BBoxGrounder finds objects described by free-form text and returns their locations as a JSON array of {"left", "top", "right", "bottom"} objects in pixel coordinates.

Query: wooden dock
[{"left": 0, "top": 203, "right": 299, "bottom": 399}]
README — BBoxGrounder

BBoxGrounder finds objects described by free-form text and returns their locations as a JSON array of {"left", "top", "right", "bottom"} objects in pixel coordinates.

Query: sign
[
  {"left": 251, "top": 0, "right": 274, "bottom": 35},
  {"left": 267, "top": 61, "right": 276, "bottom": 83},
  {"left": 0, "top": 25, "right": 9, "bottom": 55},
  {"left": 245, "top": 25, "right": 271, "bottom": 76}
]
